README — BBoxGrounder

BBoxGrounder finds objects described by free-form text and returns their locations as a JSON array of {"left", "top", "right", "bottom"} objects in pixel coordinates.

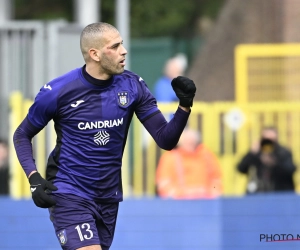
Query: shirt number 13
[{"left": 75, "top": 223, "right": 94, "bottom": 241}]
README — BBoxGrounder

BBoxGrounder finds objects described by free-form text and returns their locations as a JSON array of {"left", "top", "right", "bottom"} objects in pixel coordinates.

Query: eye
[
  {"left": 111, "top": 44, "right": 119, "bottom": 50},
  {"left": 109, "top": 41, "right": 123, "bottom": 50}
]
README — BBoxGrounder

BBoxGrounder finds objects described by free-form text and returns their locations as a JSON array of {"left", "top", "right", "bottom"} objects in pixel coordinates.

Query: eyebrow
[{"left": 107, "top": 40, "right": 123, "bottom": 49}]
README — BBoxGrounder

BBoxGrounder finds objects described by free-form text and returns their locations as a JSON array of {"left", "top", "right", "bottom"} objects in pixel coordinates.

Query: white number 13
[{"left": 75, "top": 223, "right": 94, "bottom": 241}]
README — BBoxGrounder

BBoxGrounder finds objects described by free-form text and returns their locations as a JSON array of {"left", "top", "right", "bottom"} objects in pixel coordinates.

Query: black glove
[
  {"left": 29, "top": 172, "right": 58, "bottom": 208},
  {"left": 171, "top": 76, "right": 196, "bottom": 107}
]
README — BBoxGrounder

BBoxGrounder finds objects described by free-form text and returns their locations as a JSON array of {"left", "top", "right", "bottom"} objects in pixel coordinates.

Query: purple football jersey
[{"left": 27, "top": 67, "right": 158, "bottom": 202}]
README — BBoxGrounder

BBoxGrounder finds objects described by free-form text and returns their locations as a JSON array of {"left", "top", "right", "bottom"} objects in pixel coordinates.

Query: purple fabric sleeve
[
  {"left": 13, "top": 117, "right": 43, "bottom": 177},
  {"left": 142, "top": 107, "right": 190, "bottom": 150}
]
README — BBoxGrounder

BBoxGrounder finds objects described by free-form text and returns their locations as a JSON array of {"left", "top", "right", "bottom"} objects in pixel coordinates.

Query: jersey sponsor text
[{"left": 78, "top": 118, "right": 123, "bottom": 130}]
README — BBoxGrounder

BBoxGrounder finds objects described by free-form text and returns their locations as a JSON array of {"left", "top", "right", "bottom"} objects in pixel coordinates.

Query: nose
[{"left": 120, "top": 44, "right": 127, "bottom": 55}]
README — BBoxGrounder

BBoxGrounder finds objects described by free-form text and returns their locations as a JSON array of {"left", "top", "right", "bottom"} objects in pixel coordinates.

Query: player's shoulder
[
  {"left": 34, "top": 68, "right": 81, "bottom": 102},
  {"left": 45, "top": 68, "right": 81, "bottom": 90},
  {"left": 117, "top": 70, "right": 145, "bottom": 83}
]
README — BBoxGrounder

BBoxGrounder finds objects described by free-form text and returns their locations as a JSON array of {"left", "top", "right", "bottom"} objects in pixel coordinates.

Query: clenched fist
[{"left": 171, "top": 76, "right": 196, "bottom": 107}]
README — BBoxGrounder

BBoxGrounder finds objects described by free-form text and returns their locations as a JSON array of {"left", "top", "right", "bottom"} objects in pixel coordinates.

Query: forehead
[
  {"left": 262, "top": 129, "right": 277, "bottom": 137},
  {"left": 102, "top": 30, "right": 122, "bottom": 46}
]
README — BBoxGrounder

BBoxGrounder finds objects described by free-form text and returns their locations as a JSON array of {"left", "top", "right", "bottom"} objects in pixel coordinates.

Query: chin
[{"left": 115, "top": 68, "right": 125, "bottom": 75}]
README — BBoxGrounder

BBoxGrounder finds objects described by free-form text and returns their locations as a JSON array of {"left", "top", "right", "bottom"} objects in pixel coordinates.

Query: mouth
[{"left": 120, "top": 59, "right": 126, "bottom": 66}]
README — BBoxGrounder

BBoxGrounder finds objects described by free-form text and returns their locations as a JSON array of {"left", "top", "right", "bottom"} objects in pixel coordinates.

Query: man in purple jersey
[{"left": 13, "top": 22, "right": 196, "bottom": 250}]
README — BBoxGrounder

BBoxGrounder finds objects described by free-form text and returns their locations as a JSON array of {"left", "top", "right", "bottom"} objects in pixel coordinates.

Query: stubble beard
[{"left": 101, "top": 56, "right": 124, "bottom": 76}]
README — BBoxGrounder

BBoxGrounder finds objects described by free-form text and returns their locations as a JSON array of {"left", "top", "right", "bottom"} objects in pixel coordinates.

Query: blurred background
[{"left": 1, "top": 0, "right": 300, "bottom": 249}]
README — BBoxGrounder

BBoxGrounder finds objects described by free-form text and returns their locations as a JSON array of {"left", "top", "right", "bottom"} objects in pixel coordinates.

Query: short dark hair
[{"left": 80, "top": 22, "right": 118, "bottom": 62}]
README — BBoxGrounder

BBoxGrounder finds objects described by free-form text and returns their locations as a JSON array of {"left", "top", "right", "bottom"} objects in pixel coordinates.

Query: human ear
[{"left": 88, "top": 48, "right": 100, "bottom": 62}]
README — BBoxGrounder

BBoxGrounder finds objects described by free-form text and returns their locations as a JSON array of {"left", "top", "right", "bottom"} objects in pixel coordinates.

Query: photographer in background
[{"left": 237, "top": 127, "right": 296, "bottom": 194}]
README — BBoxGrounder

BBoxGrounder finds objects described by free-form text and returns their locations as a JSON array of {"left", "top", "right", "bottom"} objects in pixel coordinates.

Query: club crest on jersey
[
  {"left": 117, "top": 91, "right": 129, "bottom": 107},
  {"left": 57, "top": 229, "right": 67, "bottom": 245}
]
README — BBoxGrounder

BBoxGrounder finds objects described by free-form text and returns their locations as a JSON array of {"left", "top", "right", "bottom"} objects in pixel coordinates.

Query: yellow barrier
[
  {"left": 235, "top": 43, "right": 300, "bottom": 103},
  {"left": 9, "top": 92, "right": 300, "bottom": 198},
  {"left": 9, "top": 92, "right": 24, "bottom": 199}
]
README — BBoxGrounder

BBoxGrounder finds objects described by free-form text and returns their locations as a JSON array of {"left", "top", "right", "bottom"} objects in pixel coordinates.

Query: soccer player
[{"left": 13, "top": 22, "right": 196, "bottom": 250}]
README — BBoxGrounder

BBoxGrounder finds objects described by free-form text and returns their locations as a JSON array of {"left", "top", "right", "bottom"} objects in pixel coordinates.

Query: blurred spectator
[
  {"left": 0, "top": 139, "right": 9, "bottom": 195},
  {"left": 154, "top": 53, "right": 188, "bottom": 103},
  {"left": 156, "top": 128, "right": 222, "bottom": 199},
  {"left": 237, "top": 127, "right": 296, "bottom": 194}
]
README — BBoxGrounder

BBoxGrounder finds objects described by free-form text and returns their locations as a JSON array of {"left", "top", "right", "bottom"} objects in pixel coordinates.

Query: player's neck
[{"left": 85, "top": 64, "right": 111, "bottom": 80}]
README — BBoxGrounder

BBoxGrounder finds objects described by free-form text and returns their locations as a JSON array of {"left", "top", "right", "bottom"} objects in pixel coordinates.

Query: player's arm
[
  {"left": 136, "top": 75, "right": 196, "bottom": 150},
  {"left": 143, "top": 77, "right": 196, "bottom": 150},
  {"left": 13, "top": 117, "right": 57, "bottom": 208},
  {"left": 143, "top": 108, "right": 189, "bottom": 150},
  {"left": 13, "top": 117, "right": 41, "bottom": 176},
  {"left": 13, "top": 84, "right": 58, "bottom": 208}
]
